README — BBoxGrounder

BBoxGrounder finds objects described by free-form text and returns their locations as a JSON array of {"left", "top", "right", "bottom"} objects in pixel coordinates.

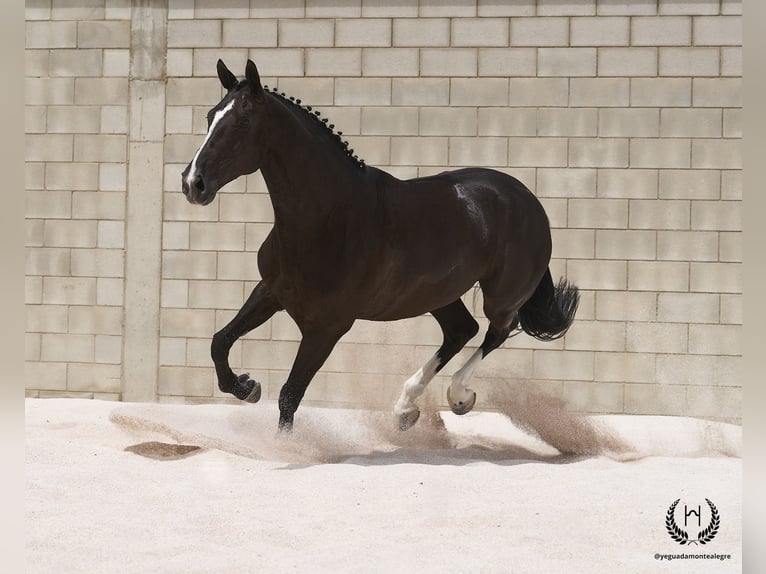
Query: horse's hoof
[
  {"left": 447, "top": 387, "right": 476, "bottom": 416},
  {"left": 239, "top": 374, "right": 261, "bottom": 404},
  {"left": 398, "top": 409, "right": 421, "bottom": 431}
]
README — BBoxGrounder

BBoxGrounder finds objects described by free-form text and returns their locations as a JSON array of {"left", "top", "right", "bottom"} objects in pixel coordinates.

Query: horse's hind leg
[
  {"left": 211, "top": 282, "right": 282, "bottom": 402},
  {"left": 395, "top": 299, "right": 479, "bottom": 430},
  {"left": 447, "top": 280, "right": 528, "bottom": 415},
  {"left": 447, "top": 316, "right": 519, "bottom": 415}
]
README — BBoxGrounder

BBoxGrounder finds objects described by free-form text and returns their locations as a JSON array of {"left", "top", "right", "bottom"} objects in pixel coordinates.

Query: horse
[{"left": 181, "top": 59, "right": 580, "bottom": 432}]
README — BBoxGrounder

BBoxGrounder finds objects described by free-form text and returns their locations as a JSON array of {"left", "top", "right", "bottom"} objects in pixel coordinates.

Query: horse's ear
[
  {"left": 216, "top": 59, "right": 238, "bottom": 92},
  {"left": 245, "top": 59, "right": 265, "bottom": 102}
]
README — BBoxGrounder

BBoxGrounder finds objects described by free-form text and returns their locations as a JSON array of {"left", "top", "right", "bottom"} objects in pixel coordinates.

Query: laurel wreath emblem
[
  {"left": 665, "top": 498, "right": 720, "bottom": 545},
  {"left": 697, "top": 499, "right": 721, "bottom": 544}
]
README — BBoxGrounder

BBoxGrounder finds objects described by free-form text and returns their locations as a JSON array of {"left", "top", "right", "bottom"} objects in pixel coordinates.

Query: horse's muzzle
[{"left": 181, "top": 171, "right": 213, "bottom": 205}]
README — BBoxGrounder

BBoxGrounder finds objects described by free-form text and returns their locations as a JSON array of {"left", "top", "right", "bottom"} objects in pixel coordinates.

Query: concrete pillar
[{"left": 122, "top": 0, "right": 167, "bottom": 402}]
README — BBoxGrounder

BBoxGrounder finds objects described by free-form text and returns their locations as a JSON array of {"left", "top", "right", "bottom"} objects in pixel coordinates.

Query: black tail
[{"left": 517, "top": 268, "right": 579, "bottom": 341}]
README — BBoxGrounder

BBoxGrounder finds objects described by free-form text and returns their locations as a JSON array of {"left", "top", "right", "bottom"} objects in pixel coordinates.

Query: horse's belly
[{"left": 358, "top": 264, "right": 480, "bottom": 321}]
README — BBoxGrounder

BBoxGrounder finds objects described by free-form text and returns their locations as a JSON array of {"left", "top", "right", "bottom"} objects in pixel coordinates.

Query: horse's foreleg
[
  {"left": 277, "top": 325, "right": 350, "bottom": 432},
  {"left": 395, "top": 300, "right": 479, "bottom": 430},
  {"left": 211, "top": 282, "right": 282, "bottom": 402}
]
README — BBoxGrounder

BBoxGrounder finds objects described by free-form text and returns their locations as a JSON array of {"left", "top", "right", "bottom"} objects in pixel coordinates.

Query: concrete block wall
[
  {"left": 26, "top": 0, "right": 741, "bottom": 422},
  {"left": 25, "top": 0, "right": 131, "bottom": 399}
]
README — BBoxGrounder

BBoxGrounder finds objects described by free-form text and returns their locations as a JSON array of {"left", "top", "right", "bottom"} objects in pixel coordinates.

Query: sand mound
[{"left": 124, "top": 441, "right": 203, "bottom": 460}]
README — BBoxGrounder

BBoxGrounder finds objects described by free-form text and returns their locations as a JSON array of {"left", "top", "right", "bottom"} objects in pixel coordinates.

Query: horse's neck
[{"left": 260, "top": 100, "right": 363, "bottom": 229}]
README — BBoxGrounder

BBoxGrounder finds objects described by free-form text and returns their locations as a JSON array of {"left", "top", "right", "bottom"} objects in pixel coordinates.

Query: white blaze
[{"left": 185, "top": 100, "right": 236, "bottom": 188}]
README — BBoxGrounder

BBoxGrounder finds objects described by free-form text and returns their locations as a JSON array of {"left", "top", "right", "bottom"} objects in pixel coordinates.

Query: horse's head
[{"left": 181, "top": 59, "right": 267, "bottom": 206}]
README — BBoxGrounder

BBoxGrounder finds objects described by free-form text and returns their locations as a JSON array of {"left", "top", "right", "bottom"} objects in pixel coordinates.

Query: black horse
[{"left": 181, "top": 60, "right": 579, "bottom": 432}]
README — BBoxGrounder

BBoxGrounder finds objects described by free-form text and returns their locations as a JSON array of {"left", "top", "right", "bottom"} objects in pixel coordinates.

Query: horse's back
[{"left": 392, "top": 167, "right": 551, "bottom": 251}]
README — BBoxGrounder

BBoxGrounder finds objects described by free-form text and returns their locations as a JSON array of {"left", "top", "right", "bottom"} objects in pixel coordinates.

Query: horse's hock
[{"left": 24, "top": 0, "right": 742, "bottom": 425}]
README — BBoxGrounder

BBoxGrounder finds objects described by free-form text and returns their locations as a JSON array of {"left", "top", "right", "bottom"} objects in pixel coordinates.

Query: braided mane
[{"left": 262, "top": 84, "right": 366, "bottom": 169}]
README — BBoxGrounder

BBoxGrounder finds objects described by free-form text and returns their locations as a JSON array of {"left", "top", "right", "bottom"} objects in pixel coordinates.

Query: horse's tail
[{"left": 517, "top": 268, "right": 579, "bottom": 341}]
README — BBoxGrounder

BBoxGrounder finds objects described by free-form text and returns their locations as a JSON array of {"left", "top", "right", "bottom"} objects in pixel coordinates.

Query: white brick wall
[
  {"left": 25, "top": 0, "right": 741, "bottom": 422},
  {"left": 25, "top": 1, "right": 128, "bottom": 401}
]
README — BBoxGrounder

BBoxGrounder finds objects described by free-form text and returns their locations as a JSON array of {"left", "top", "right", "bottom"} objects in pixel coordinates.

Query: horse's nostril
[{"left": 194, "top": 174, "right": 205, "bottom": 192}]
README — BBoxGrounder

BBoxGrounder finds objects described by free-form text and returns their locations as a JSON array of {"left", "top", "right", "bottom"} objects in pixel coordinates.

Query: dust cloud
[
  {"left": 110, "top": 380, "right": 642, "bottom": 465},
  {"left": 483, "top": 385, "right": 633, "bottom": 459}
]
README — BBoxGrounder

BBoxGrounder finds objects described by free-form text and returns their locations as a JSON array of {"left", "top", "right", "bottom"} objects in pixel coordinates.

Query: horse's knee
[{"left": 210, "top": 330, "right": 230, "bottom": 362}]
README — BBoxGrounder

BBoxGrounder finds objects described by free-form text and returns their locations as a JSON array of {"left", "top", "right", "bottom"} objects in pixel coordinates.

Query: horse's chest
[{"left": 260, "top": 221, "right": 385, "bottom": 320}]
